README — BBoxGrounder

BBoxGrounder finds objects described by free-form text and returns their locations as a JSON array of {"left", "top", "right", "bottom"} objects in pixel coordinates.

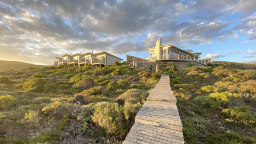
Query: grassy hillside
[
  {"left": 169, "top": 62, "right": 256, "bottom": 143},
  {"left": 0, "top": 63, "right": 160, "bottom": 143},
  {"left": 0, "top": 61, "right": 256, "bottom": 143},
  {"left": 0, "top": 60, "right": 46, "bottom": 72}
]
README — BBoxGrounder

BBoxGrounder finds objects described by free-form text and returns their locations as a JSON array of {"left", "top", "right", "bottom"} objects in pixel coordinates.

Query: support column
[
  {"left": 85, "top": 57, "right": 86, "bottom": 66},
  {"left": 167, "top": 48, "right": 169, "bottom": 60},
  {"left": 194, "top": 55, "right": 195, "bottom": 61},
  {"left": 78, "top": 56, "right": 80, "bottom": 67},
  {"left": 105, "top": 54, "right": 107, "bottom": 66},
  {"left": 186, "top": 54, "right": 188, "bottom": 60},
  {"left": 178, "top": 53, "right": 180, "bottom": 59}
]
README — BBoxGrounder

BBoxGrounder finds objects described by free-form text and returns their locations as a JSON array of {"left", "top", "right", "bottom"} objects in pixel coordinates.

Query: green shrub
[
  {"left": 205, "top": 133, "right": 256, "bottom": 144},
  {"left": 221, "top": 106, "right": 256, "bottom": 125},
  {"left": 91, "top": 102, "right": 129, "bottom": 137},
  {"left": 182, "top": 121, "right": 199, "bottom": 143},
  {"left": 139, "top": 71, "right": 151, "bottom": 78},
  {"left": 78, "top": 104, "right": 105, "bottom": 137},
  {"left": 170, "top": 77, "right": 181, "bottom": 84},
  {"left": 110, "top": 68, "right": 124, "bottom": 76},
  {"left": 106, "top": 81, "right": 118, "bottom": 91},
  {"left": 76, "top": 77, "right": 96, "bottom": 89},
  {"left": 194, "top": 92, "right": 236, "bottom": 109},
  {"left": 89, "top": 97, "right": 113, "bottom": 103},
  {"left": 0, "top": 76, "right": 11, "bottom": 84},
  {"left": 116, "top": 89, "right": 148, "bottom": 105},
  {"left": 42, "top": 101, "right": 70, "bottom": 119},
  {"left": 65, "top": 74, "right": 74, "bottom": 79},
  {"left": 117, "top": 79, "right": 131, "bottom": 89},
  {"left": 21, "top": 78, "right": 49, "bottom": 92},
  {"left": 87, "top": 87, "right": 102, "bottom": 95},
  {"left": 95, "top": 77, "right": 110, "bottom": 86},
  {"left": 0, "top": 95, "right": 16, "bottom": 110},
  {"left": 151, "top": 72, "right": 161, "bottom": 79},
  {"left": 31, "top": 72, "right": 47, "bottom": 78},
  {"left": 44, "top": 83, "right": 58, "bottom": 93},
  {"left": 201, "top": 67, "right": 213, "bottom": 72}
]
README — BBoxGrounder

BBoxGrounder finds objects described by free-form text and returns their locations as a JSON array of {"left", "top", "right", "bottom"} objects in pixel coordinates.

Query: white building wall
[{"left": 106, "top": 54, "right": 122, "bottom": 65}]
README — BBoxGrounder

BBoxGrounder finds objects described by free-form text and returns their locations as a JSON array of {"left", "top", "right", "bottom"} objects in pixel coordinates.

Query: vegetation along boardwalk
[{"left": 123, "top": 74, "right": 184, "bottom": 144}]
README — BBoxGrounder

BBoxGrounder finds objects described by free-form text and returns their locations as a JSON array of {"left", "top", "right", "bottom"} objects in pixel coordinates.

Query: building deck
[{"left": 123, "top": 74, "right": 184, "bottom": 144}]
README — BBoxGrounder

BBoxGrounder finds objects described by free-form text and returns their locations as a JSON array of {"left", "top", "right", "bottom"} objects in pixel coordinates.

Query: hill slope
[{"left": 0, "top": 60, "right": 47, "bottom": 72}]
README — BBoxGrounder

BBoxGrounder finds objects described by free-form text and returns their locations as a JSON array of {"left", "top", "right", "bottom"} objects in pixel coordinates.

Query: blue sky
[{"left": 0, "top": 0, "right": 256, "bottom": 65}]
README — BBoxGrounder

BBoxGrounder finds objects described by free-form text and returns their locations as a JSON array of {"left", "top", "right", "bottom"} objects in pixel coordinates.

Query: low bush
[
  {"left": 106, "top": 81, "right": 118, "bottom": 91},
  {"left": 116, "top": 89, "right": 148, "bottom": 105},
  {"left": 65, "top": 74, "right": 74, "bottom": 79},
  {"left": 95, "top": 77, "right": 110, "bottom": 86},
  {"left": 42, "top": 101, "right": 70, "bottom": 119},
  {"left": 170, "top": 77, "right": 181, "bottom": 84},
  {"left": 117, "top": 79, "right": 131, "bottom": 89},
  {"left": 31, "top": 72, "right": 47, "bottom": 78},
  {"left": 139, "top": 71, "right": 151, "bottom": 78},
  {"left": 151, "top": 72, "right": 161, "bottom": 79},
  {"left": 221, "top": 106, "right": 256, "bottom": 125},
  {"left": 205, "top": 133, "right": 256, "bottom": 144},
  {"left": 70, "top": 74, "right": 83, "bottom": 83},
  {"left": 44, "top": 83, "right": 58, "bottom": 93},
  {"left": 173, "top": 88, "right": 192, "bottom": 100},
  {"left": 200, "top": 85, "right": 216, "bottom": 94},
  {"left": 23, "top": 110, "right": 39, "bottom": 124},
  {"left": 212, "top": 67, "right": 238, "bottom": 77},
  {"left": 110, "top": 68, "right": 124, "bottom": 76},
  {"left": 91, "top": 102, "right": 129, "bottom": 137},
  {"left": 76, "top": 77, "right": 96, "bottom": 89},
  {"left": 239, "top": 80, "right": 256, "bottom": 94},
  {"left": 78, "top": 104, "right": 105, "bottom": 137},
  {"left": 0, "top": 76, "right": 11, "bottom": 84},
  {"left": 194, "top": 92, "right": 237, "bottom": 109},
  {"left": 20, "top": 78, "right": 49, "bottom": 92},
  {"left": 68, "top": 94, "right": 88, "bottom": 105},
  {"left": 0, "top": 94, "right": 16, "bottom": 110},
  {"left": 79, "top": 86, "right": 103, "bottom": 97}
]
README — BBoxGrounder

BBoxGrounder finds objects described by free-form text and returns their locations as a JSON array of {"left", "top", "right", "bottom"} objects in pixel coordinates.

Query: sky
[{"left": 0, "top": 0, "right": 256, "bottom": 65}]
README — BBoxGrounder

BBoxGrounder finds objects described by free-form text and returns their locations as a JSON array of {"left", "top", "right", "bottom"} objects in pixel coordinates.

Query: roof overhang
[{"left": 147, "top": 47, "right": 155, "bottom": 50}]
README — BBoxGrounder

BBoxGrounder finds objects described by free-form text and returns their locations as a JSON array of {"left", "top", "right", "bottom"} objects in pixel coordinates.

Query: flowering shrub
[
  {"left": 221, "top": 106, "right": 256, "bottom": 125},
  {"left": 0, "top": 94, "right": 16, "bottom": 110},
  {"left": 195, "top": 92, "right": 236, "bottom": 109}
]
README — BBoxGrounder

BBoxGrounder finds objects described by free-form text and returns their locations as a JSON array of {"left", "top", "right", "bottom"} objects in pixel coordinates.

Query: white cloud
[
  {"left": 227, "top": 51, "right": 239, "bottom": 54},
  {"left": 201, "top": 53, "right": 226, "bottom": 59},
  {"left": 247, "top": 49, "right": 256, "bottom": 55}
]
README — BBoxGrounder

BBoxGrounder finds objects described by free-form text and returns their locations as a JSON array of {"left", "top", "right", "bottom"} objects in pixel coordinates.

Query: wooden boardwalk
[{"left": 123, "top": 74, "right": 184, "bottom": 144}]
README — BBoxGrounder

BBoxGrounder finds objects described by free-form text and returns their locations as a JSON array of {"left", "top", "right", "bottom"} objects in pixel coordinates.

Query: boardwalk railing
[{"left": 123, "top": 74, "right": 184, "bottom": 144}]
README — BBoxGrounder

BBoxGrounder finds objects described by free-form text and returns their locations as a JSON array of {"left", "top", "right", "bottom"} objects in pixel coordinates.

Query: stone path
[{"left": 123, "top": 74, "right": 184, "bottom": 144}]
